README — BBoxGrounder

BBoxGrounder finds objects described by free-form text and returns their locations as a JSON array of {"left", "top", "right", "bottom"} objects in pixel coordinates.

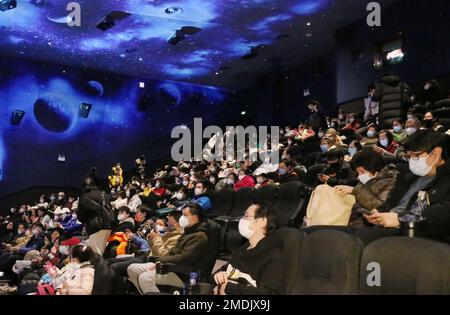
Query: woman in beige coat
[{"left": 55, "top": 244, "right": 95, "bottom": 295}]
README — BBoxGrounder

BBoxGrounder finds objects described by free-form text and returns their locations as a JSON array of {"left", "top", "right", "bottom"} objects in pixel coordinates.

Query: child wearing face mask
[{"left": 213, "top": 204, "right": 284, "bottom": 295}]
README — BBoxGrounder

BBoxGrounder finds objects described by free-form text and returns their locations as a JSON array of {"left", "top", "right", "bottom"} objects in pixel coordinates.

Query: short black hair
[
  {"left": 279, "top": 159, "right": 295, "bottom": 169},
  {"left": 184, "top": 203, "right": 203, "bottom": 220},
  {"left": 118, "top": 206, "right": 131, "bottom": 214},
  {"left": 71, "top": 244, "right": 95, "bottom": 263},
  {"left": 253, "top": 205, "right": 278, "bottom": 235},
  {"left": 195, "top": 179, "right": 209, "bottom": 190},
  {"left": 351, "top": 147, "right": 385, "bottom": 173},
  {"left": 349, "top": 140, "right": 363, "bottom": 151},
  {"left": 403, "top": 130, "right": 448, "bottom": 160},
  {"left": 167, "top": 210, "right": 182, "bottom": 221},
  {"left": 325, "top": 149, "right": 344, "bottom": 161},
  {"left": 308, "top": 100, "right": 320, "bottom": 107}
]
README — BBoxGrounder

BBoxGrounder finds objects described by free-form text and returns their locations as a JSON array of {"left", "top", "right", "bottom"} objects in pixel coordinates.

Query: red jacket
[{"left": 234, "top": 176, "right": 256, "bottom": 191}]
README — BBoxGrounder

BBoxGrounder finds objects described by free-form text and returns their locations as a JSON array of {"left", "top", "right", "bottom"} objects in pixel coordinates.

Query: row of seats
[
  {"left": 208, "top": 183, "right": 312, "bottom": 256},
  {"left": 276, "top": 227, "right": 450, "bottom": 295}
]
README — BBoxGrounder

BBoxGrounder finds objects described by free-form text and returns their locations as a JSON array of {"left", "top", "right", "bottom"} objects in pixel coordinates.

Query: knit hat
[{"left": 61, "top": 237, "right": 81, "bottom": 247}]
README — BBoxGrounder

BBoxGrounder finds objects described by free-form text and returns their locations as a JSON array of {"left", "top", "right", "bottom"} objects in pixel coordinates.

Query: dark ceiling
[{"left": 0, "top": 0, "right": 400, "bottom": 90}]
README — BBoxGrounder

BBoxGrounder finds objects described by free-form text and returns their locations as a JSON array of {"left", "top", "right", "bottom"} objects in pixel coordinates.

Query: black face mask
[{"left": 423, "top": 119, "right": 434, "bottom": 128}]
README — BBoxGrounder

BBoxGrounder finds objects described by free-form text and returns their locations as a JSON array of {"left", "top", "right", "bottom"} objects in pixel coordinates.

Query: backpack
[{"left": 90, "top": 192, "right": 115, "bottom": 231}]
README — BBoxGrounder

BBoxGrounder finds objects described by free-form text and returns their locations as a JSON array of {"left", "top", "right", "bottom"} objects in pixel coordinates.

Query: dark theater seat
[{"left": 359, "top": 237, "right": 450, "bottom": 295}]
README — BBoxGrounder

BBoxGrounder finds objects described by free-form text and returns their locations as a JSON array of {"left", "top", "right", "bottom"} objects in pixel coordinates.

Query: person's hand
[
  {"left": 213, "top": 286, "right": 219, "bottom": 295},
  {"left": 334, "top": 185, "right": 353, "bottom": 197},
  {"left": 219, "top": 282, "right": 228, "bottom": 295},
  {"left": 214, "top": 271, "right": 228, "bottom": 286},
  {"left": 148, "top": 230, "right": 159, "bottom": 240},
  {"left": 318, "top": 174, "right": 329, "bottom": 183},
  {"left": 148, "top": 263, "right": 156, "bottom": 272},
  {"left": 368, "top": 212, "right": 400, "bottom": 228},
  {"left": 364, "top": 209, "right": 380, "bottom": 225}
]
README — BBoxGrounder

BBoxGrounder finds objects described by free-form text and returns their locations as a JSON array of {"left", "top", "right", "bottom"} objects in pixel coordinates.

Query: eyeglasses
[{"left": 405, "top": 151, "right": 428, "bottom": 161}]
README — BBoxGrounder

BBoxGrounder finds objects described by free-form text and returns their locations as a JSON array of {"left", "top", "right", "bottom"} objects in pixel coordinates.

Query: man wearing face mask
[
  {"left": 317, "top": 150, "right": 358, "bottom": 187},
  {"left": 362, "top": 130, "right": 450, "bottom": 243},
  {"left": 127, "top": 203, "right": 209, "bottom": 294},
  {"left": 190, "top": 181, "right": 212, "bottom": 212},
  {"left": 391, "top": 119, "right": 408, "bottom": 144},
  {"left": 213, "top": 204, "right": 284, "bottom": 295},
  {"left": 277, "top": 160, "right": 299, "bottom": 184},
  {"left": 114, "top": 206, "right": 136, "bottom": 233}
]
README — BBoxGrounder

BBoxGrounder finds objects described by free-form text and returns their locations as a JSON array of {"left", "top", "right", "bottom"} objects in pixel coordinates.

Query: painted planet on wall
[
  {"left": 34, "top": 93, "right": 76, "bottom": 132},
  {"left": 158, "top": 83, "right": 181, "bottom": 108},
  {"left": 86, "top": 80, "right": 104, "bottom": 96}
]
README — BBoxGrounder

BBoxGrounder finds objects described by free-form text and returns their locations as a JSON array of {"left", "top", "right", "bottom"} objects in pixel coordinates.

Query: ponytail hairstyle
[{"left": 70, "top": 244, "right": 95, "bottom": 263}]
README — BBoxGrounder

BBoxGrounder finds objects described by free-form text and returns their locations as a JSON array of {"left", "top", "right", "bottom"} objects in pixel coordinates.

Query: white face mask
[
  {"left": 409, "top": 153, "right": 437, "bottom": 177},
  {"left": 424, "top": 83, "right": 431, "bottom": 90},
  {"left": 59, "top": 246, "right": 70, "bottom": 256},
  {"left": 40, "top": 198, "right": 45, "bottom": 203},
  {"left": 194, "top": 188, "right": 203, "bottom": 196},
  {"left": 176, "top": 192, "right": 184, "bottom": 200},
  {"left": 406, "top": 127, "right": 417, "bottom": 136},
  {"left": 117, "top": 214, "right": 126, "bottom": 221},
  {"left": 238, "top": 218, "right": 255, "bottom": 239},
  {"left": 393, "top": 125, "right": 402, "bottom": 133},
  {"left": 380, "top": 139, "right": 389, "bottom": 147},
  {"left": 182, "top": 180, "right": 189, "bottom": 186},
  {"left": 179, "top": 215, "right": 189, "bottom": 229},
  {"left": 72, "top": 213, "right": 77, "bottom": 219},
  {"left": 358, "top": 173, "right": 374, "bottom": 185},
  {"left": 209, "top": 177, "right": 216, "bottom": 184},
  {"left": 155, "top": 182, "right": 160, "bottom": 189},
  {"left": 238, "top": 175, "right": 245, "bottom": 181},
  {"left": 256, "top": 177, "right": 264, "bottom": 184},
  {"left": 226, "top": 179, "right": 234, "bottom": 185},
  {"left": 156, "top": 225, "right": 166, "bottom": 233}
]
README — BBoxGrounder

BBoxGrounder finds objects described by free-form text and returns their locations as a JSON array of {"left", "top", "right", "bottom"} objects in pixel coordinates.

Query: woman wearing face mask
[
  {"left": 361, "top": 125, "right": 379, "bottom": 146},
  {"left": 360, "top": 130, "right": 450, "bottom": 244},
  {"left": 345, "top": 140, "right": 363, "bottom": 162},
  {"left": 213, "top": 204, "right": 284, "bottom": 295},
  {"left": 391, "top": 119, "right": 408, "bottom": 144},
  {"left": 54, "top": 244, "right": 95, "bottom": 295},
  {"left": 334, "top": 148, "right": 399, "bottom": 227},
  {"left": 422, "top": 112, "right": 446, "bottom": 133},
  {"left": 233, "top": 170, "right": 256, "bottom": 192},
  {"left": 375, "top": 130, "right": 399, "bottom": 156},
  {"left": 254, "top": 173, "right": 273, "bottom": 189},
  {"left": 127, "top": 187, "right": 143, "bottom": 213},
  {"left": 342, "top": 113, "right": 361, "bottom": 132}
]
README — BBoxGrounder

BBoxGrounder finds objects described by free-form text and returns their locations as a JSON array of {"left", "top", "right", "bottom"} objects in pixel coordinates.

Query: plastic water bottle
[{"left": 189, "top": 272, "right": 198, "bottom": 286}]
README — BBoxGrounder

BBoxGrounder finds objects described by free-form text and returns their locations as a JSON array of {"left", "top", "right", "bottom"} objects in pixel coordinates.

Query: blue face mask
[
  {"left": 393, "top": 126, "right": 402, "bottom": 133},
  {"left": 348, "top": 147, "right": 358, "bottom": 156},
  {"left": 320, "top": 145, "right": 329, "bottom": 152},
  {"left": 367, "top": 130, "right": 376, "bottom": 138},
  {"left": 278, "top": 168, "right": 287, "bottom": 176}
]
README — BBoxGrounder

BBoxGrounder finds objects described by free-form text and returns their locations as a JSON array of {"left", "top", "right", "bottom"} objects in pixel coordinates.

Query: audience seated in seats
[
  {"left": 344, "top": 140, "right": 363, "bottom": 162},
  {"left": 111, "top": 190, "right": 128, "bottom": 210},
  {"left": 213, "top": 204, "right": 284, "bottom": 295},
  {"left": 127, "top": 204, "right": 208, "bottom": 294},
  {"left": 191, "top": 180, "right": 212, "bottom": 212},
  {"left": 107, "top": 211, "right": 183, "bottom": 294},
  {"left": 361, "top": 130, "right": 450, "bottom": 244},
  {"left": 167, "top": 186, "right": 190, "bottom": 211},
  {"left": 234, "top": 169, "right": 256, "bottom": 191},
  {"left": 114, "top": 206, "right": 135, "bottom": 233},
  {"left": 360, "top": 124, "right": 379, "bottom": 147},
  {"left": 133, "top": 205, "right": 152, "bottom": 230}
]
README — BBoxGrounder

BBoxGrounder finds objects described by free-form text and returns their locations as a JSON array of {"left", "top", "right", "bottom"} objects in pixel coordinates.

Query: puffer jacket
[
  {"left": 372, "top": 75, "right": 411, "bottom": 129},
  {"left": 60, "top": 261, "right": 95, "bottom": 295},
  {"left": 149, "top": 228, "right": 183, "bottom": 257},
  {"left": 352, "top": 165, "right": 399, "bottom": 211}
]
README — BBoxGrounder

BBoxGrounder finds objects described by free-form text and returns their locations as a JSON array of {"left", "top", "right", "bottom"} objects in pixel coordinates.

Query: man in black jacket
[
  {"left": 317, "top": 150, "right": 358, "bottom": 187},
  {"left": 77, "top": 169, "right": 112, "bottom": 255},
  {"left": 306, "top": 100, "right": 328, "bottom": 132},
  {"left": 372, "top": 73, "right": 411, "bottom": 129},
  {"left": 362, "top": 130, "right": 450, "bottom": 243},
  {"left": 127, "top": 203, "right": 210, "bottom": 294}
]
